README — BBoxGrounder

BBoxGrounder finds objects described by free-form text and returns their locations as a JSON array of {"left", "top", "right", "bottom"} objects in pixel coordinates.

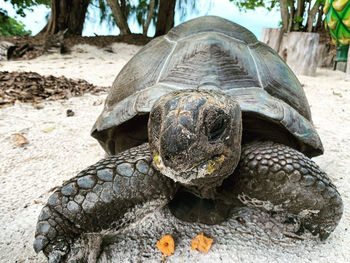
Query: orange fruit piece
[
  {"left": 157, "top": 234, "right": 175, "bottom": 256},
  {"left": 191, "top": 232, "right": 213, "bottom": 253}
]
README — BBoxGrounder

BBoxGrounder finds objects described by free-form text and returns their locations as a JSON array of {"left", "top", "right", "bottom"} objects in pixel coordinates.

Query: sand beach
[{"left": 0, "top": 43, "right": 349, "bottom": 262}]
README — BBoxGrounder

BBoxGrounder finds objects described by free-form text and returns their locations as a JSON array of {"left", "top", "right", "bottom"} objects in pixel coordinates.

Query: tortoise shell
[{"left": 91, "top": 16, "right": 323, "bottom": 158}]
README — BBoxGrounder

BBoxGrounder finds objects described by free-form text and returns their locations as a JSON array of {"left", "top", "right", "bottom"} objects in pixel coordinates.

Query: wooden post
[
  {"left": 317, "top": 43, "right": 335, "bottom": 68},
  {"left": 336, "top": 61, "right": 347, "bottom": 72},
  {"left": 260, "top": 28, "right": 284, "bottom": 52},
  {"left": 346, "top": 51, "right": 350, "bottom": 81},
  {"left": 279, "top": 32, "right": 319, "bottom": 76}
]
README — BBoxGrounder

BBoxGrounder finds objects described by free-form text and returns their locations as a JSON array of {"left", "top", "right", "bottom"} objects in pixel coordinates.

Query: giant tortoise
[{"left": 34, "top": 16, "right": 343, "bottom": 262}]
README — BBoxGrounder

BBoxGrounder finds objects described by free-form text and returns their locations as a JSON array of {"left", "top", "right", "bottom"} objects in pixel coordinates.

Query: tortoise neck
[{"left": 182, "top": 178, "right": 224, "bottom": 199}]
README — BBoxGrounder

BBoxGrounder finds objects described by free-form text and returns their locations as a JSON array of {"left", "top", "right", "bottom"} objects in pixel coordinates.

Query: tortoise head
[{"left": 148, "top": 90, "right": 242, "bottom": 195}]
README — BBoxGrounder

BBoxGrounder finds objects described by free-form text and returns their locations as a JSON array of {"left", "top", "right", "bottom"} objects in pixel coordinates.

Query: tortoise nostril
[
  {"left": 164, "top": 155, "right": 171, "bottom": 162},
  {"left": 177, "top": 155, "right": 185, "bottom": 162}
]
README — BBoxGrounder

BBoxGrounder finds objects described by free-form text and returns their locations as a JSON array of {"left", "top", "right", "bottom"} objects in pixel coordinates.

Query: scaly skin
[
  {"left": 227, "top": 141, "right": 343, "bottom": 240},
  {"left": 34, "top": 144, "right": 177, "bottom": 262},
  {"left": 34, "top": 141, "right": 343, "bottom": 261}
]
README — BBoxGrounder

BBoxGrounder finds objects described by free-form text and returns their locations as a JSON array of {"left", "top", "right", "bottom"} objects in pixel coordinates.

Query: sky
[{"left": 0, "top": 0, "right": 281, "bottom": 40}]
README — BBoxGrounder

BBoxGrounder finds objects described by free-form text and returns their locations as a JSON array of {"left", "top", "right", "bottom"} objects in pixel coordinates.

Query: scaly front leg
[
  {"left": 228, "top": 141, "right": 343, "bottom": 240},
  {"left": 34, "top": 144, "right": 177, "bottom": 262}
]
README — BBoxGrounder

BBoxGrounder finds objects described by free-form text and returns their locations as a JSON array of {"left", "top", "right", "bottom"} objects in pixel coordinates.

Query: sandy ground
[{"left": 0, "top": 43, "right": 349, "bottom": 263}]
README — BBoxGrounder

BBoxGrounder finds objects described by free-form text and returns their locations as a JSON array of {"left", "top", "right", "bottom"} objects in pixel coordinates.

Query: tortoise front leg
[
  {"left": 229, "top": 141, "right": 343, "bottom": 240},
  {"left": 34, "top": 143, "right": 177, "bottom": 262}
]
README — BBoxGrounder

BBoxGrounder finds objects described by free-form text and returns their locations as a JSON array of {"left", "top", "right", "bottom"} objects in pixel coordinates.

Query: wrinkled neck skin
[
  {"left": 149, "top": 90, "right": 243, "bottom": 199},
  {"left": 181, "top": 176, "right": 231, "bottom": 200}
]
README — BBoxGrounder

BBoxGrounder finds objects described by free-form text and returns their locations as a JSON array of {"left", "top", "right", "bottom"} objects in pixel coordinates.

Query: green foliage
[
  {"left": 4, "top": 0, "right": 50, "bottom": 17},
  {"left": 292, "top": 16, "right": 304, "bottom": 30},
  {"left": 0, "top": 9, "right": 31, "bottom": 36},
  {"left": 88, "top": 0, "right": 116, "bottom": 28},
  {"left": 228, "top": 0, "right": 277, "bottom": 12},
  {"left": 130, "top": 0, "right": 159, "bottom": 28},
  {"left": 126, "top": 0, "right": 200, "bottom": 29},
  {"left": 130, "top": 0, "right": 149, "bottom": 26},
  {"left": 89, "top": 0, "right": 160, "bottom": 32},
  {"left": 230, "top": 0, "right": 325, "bottom": 32},
  {"left": 177, "top": 0, "right": 201, "bottom": 20}
]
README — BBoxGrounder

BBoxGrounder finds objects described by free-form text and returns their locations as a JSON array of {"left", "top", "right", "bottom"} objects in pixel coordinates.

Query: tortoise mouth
[
  {"left": 153, "top": 151, "right": 232, "bottom": 185},
  {"left": 196, "top": 154, "right": 227, "bottom": 175}
]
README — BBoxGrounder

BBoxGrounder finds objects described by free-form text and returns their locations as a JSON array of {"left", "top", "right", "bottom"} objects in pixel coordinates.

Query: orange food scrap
[
  {"left": 157, "top": 234, "right": 175, "bottom": 256},
  {"left": 191, "top": 232, "right": 213, "bottom": 253}
]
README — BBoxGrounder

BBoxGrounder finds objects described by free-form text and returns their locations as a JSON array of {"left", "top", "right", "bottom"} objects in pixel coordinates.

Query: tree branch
[
  {"left": 288, "top": 0, "right": 295, "bottom": 33},
  {"left": 143, "top": 0, "right": 155, "bottom": 36},
  {"left": 307, "top": 1, "right": 321, "bottom": 32},
  {"left": 106, "top": 0, "right": 131, "bottom": 35}
]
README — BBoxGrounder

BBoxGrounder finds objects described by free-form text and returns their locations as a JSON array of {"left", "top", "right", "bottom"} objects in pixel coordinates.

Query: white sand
[{"left": 0, "top": 43, "right": 349, "bottom": 263}]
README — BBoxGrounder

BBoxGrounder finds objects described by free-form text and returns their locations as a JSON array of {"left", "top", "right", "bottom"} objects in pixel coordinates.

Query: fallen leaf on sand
[
  {"left": 42, "top": 126, "right": 55, "bottom": 133},
  {"left": 191, "top": 232, "right": 213, "bottom": 253},
  {"left": 93, "top": 98, "right": 103, "bottom": 106},
  {"left": 12, "top": 133, "right": 29, "bottom": 147},
  {"left": 0, "top": 71, "right": 107, "bottom": 107},
  {"left": 157, "top": 234, "right": 175, "bottom": 256},
  {"left": 332, "top": 91, "right": 343, "bottom": 97}
]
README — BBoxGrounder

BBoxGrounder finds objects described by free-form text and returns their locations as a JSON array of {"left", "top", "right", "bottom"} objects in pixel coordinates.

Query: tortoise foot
[
  {"left": 229, "top": 141, "right": 343, "bottom": 239},
  {"left": 34, "top": 205, "right": 79, "bottom": 262},
  {"left": 34, "top": 144, "right": 177, "bottom": 261}
]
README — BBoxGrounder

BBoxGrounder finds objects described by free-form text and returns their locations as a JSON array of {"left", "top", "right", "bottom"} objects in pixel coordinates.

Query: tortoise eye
[{"left": 207, "top": 115, "right": 226, "bottom": 141}]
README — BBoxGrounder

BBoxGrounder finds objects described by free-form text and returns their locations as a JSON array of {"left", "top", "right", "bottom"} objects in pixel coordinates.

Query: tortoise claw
[
  {"left": 33, "top": 235, "right": 49, "bottom": 253},
  {"left": 48, "top": 252, "right": 63, "bottom": 263}
]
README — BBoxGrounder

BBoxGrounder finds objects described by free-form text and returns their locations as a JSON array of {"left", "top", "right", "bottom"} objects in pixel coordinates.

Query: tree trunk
[
  {"left": 143, "top": 0, "right": 156, "bottom": 36},
  {"left": 260, "top": 28, "right": 284, "bottom": 52},
  {"left": 314, "top": 6, "right": 324, "bottom": 32},
  {"left": 293, "top": 0, "right": 304, "bottom": 30},
  {"left": 38, "top": 0, "right": 89, "bottom": 36},
  {"left": 287, "top": 1, "right": 295, "bottom": 33},
  {"left": 155, "top": 0, "right": 176, "bottom": 37},
  {"left": 106, "top": 0, "right": 131, "bottom": 35},
  {"left": 279, "top": 0, "right": 290, "bottom": 32},
  {"left": 307, "top": 2, "right": 321, "bottom": 32},
  {"left": 120, "top": 0, "right": 128, "bottom": 18},
  {"left": 279, "top": 32, "right": 319, "bottom": 76}
]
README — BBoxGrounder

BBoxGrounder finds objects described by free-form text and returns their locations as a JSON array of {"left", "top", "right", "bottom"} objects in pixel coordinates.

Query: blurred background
[
  {"left": 0, "top": 0, "right": 290, "bottom": 39},
  {"left": 1, "top": 0, "right": 348, "bottom": 74}
]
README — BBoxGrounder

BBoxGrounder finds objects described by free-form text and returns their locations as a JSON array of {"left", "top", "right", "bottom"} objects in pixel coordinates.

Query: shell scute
[{"left": 92, "top": 16, "right": 323, "bottom": 157}]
